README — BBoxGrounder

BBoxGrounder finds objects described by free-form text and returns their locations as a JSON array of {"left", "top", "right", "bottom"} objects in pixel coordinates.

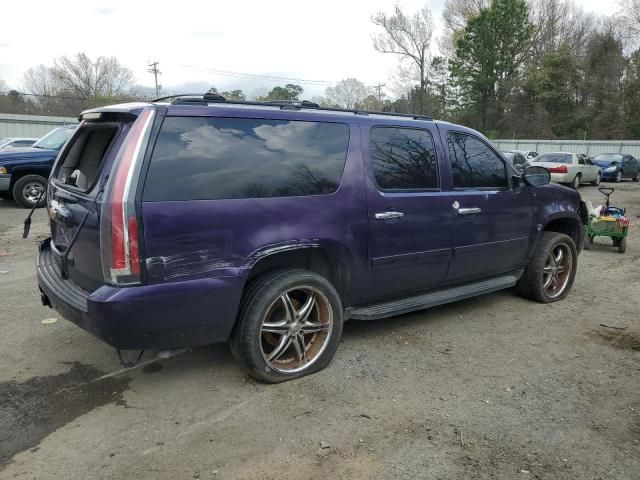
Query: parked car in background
[
  {"left": 513, "top": 149, "right": 538, "bottom": 160},
  {"left": 502, "top": 151, "right": 529, "bottom": 171},
  {"left": 0, "top": 137, "right": 38, "bottom": 150},
  {"left": 0, "top": 125, "right": 76, "bottom": 207},
  {"left": 529, "top": 152, "right": 601, "bottom": 189},
  {"left": 592, "top": 154, "right": 639, "bottom": 182},
  {"left": 36, "top": 94, "right": 587, "bottom": 383}
]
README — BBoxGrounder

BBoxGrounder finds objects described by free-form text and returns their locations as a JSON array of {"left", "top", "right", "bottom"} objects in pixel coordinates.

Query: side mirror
[{"left": 522, "top": 166, "right": 550, "bottom": 186}]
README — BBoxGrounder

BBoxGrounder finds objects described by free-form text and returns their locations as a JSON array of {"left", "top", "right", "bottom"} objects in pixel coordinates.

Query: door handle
[
  {"left": 375, "top": 211, "right": 405, "bottom": 220},
  {"left": 457, "top": 207, "right": 482, "bottom": 215}
]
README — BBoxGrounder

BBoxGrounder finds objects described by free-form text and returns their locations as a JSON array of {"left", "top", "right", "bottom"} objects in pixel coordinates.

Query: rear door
[
  {"left": 442, "top": 130, "right": 534, "bottom": 284},
  {"left": 622, "top": 156, "right": 639, "bottom": 178},
  {"left": 363, "top": 124, "right": 453, "bottom": 301},
  {"left": 48, "top": 117, "right": 132, "bottom": 291}
]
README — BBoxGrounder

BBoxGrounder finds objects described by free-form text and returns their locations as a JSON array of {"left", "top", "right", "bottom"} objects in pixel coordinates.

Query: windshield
[
  {"left": 33, "top": 127, "right": 74, "bottom": 150},
  {"left": 594, "top": 154, "right": 622, "bottom": 163},
  {"left": 535, "top": 153, "right": 572, "bottom": 164},
  {"left": 593, "top": 159, "right": 618, "bottom": 167}
]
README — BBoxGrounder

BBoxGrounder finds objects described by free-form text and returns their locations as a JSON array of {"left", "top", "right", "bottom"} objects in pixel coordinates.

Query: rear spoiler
[{"left": 79, "top": 103, "right": 151, "bottom": 122}]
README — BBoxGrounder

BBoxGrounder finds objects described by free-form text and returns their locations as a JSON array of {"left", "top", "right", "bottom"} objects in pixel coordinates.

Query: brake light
[
  {"left": 102, "top": 109, "right": 154, "bottom": 285},
  {"left": 547, "top": 165, "right": 568, "bottom": 174}
]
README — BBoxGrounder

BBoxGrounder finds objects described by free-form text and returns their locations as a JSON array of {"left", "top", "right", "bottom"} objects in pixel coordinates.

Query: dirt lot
[{"left": 0, "top": 182, "right": 639, "bottom": 480}]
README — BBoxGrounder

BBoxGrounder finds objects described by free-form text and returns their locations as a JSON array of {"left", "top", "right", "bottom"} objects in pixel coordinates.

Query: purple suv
[{"left": 37, "top": 94, "right": 587, "bottom": 382}]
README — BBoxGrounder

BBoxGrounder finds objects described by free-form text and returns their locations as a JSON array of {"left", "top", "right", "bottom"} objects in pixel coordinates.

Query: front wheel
[
  {"left": 572, "top": 174, "right": 581, "bottom": 189},
  {"left": 230, "top": 269, "right": 343, "bottom": 383},
  {"left": 12, "top": 175, "right": 47, "bottom": 209},
  {"left": 615, "top": 171, "right": 622, "bottom": 183},
  {"left": 518, "top": 232, "right": 578, "bottom": 303},
  {"left": 592, "top": 173, "right": 601, "bottom": 186}
]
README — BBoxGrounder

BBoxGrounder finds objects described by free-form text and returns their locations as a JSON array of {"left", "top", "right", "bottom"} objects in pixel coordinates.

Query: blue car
[
  {"left": 36, "top": 94, "right": 587, "bottom": 382},
  {"left": 0, "top": 125, "right": 76, "bottom": 207},
  {"left": 592, "top": 154, "right": 640, "bottom": 183}
]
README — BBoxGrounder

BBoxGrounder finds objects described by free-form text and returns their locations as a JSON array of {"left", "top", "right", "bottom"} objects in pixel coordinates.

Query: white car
[{"left": 529, "top": 152, "right": 601, "bottom": 189}]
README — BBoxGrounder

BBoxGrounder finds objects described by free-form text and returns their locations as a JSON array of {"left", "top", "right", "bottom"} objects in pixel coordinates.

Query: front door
[
  {"left": 442, "top": 131, "right": 534, "bottom": 284},
  {"left": 363, "top": 125, "right": 453, "bottom": 302}
]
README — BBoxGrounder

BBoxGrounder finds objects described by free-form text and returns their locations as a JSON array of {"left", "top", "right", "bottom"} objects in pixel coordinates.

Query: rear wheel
[
  {"left": 230, "top": 269, "right": 343, "bottom": 383},
  {"left": 518, "top": 232, "right": 577, "bottom": 303},
  {"left": 592, "top": 172, "right": 601, "bottom": 186},
  {"left": 583, "top": 235, "right": 593, "bottom": 250},
  {"left": 12, "top": 175, "right": 47, "bottom": 208},
  {"left": 618, "top": 237, "right": 627, "bottom": 254},
  {"left": 571, "top": 174, "right": 581, "bottom": 189},
  {"left": 633, "top": 173, "right": 639, "bottom": 182}
]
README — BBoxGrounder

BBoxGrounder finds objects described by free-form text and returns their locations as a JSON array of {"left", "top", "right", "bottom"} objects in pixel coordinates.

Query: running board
[{"left": 349, "top": 273, "right": 520, "bottom": 320}]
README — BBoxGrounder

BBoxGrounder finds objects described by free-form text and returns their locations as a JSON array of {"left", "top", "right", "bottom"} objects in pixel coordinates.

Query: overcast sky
[{"left": 0, "top": 0, "right": 619, "bottom": 99}]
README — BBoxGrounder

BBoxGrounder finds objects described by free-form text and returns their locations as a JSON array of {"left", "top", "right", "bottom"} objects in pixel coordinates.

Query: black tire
[
  {"left": 592, "top": 173, "right": 601, "bottom": 186},
  {"left": 230, "top": 269, "right": 343, "bottom": 383},
  {"left": 0, "top": 192, "right": 13, "bottom": 201},
  {"left": 618, "top": 237, "right": 627, "bottom": 254},
  {"left": 571, "top": 174, "right": 581, "bottom": 189},
  {"left": 12, "top": 174, "right": 47, "bottom": 208},
  {"left": 633, "top": 174, "right": 639, "bottom": 182},
  {"left": 518, "top": 232, "right": 578, "bottom": 303},
  {"left": 583, "top": 235, "right": 593, "bottom": 250}
]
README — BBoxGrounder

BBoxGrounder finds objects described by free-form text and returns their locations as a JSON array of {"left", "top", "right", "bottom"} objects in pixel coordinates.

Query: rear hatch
[{"left": 47, "top": 107, "right": 144, "bottom": 292}]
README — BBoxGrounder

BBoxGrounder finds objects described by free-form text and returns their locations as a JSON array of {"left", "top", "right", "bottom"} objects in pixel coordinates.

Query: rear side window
[
  {"left": 370, "top": 127, "right": 438, "bottom": 190},
  {"left": 143, "top": 117, "right": 349, "bottom": 201},
  {"left": 447, "top": 132, "right": 508, "bottom": 189}
]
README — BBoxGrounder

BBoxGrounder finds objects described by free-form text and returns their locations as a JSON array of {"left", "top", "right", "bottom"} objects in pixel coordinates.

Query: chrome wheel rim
[
  {"left": 22, "top": 182, "right": 44, "bottom": 204},
  {"left": 543, "top": 243, "right": 572, "bottom": 299},
  {"left": 573, "top": 176, "right": 580, "bottom": 188},
  {"left": 617, "top": 171, "right": 622, "bottom": 182},
  {"left": 595, "top": 174, "right": 600, "bottom": 185},
  {"left": 259, "top": 286, "right": 333, "bottom": 373}
]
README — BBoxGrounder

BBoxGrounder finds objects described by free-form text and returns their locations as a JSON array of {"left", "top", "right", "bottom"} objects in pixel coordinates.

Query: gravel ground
[{"left": 0, "top": 181, "right": 638, "bottom": 480}]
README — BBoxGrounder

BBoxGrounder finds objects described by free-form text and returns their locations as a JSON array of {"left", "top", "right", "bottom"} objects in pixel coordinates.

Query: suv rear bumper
[{"left": 37, "top": 238, "right": 245, "bottom": 350}]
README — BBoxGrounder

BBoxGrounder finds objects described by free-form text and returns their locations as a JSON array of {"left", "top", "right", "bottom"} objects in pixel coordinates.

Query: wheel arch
[
  {"left": 542, "top": 216, "right": 583, "bottom": 249},
  {"left": 244, "top": 243, "right": 352, "bottom": 305}
]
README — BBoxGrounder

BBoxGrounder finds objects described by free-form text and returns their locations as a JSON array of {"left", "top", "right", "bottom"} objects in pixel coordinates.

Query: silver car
[{"left": 529, "top": 152, "right": 601, "bottom": 189}]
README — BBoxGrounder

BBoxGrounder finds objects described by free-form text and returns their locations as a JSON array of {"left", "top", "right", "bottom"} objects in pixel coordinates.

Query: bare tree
[
  {"left": 440, "top": 0, "right": 488, "bottom": 54},
  {"left": 372, "top": 5, "right": 434, "bottom": 114},
  {"left": 325, "top": 78, "right": 371, "bottom": 109},
  {"left": 619, "top": 0, "right": 640, "bottom": 39},
  {"left": 52, "top": 53, "right": 134, "bottom": 98}
]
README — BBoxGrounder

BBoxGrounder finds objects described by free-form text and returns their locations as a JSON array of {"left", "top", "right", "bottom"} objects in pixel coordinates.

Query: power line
[{"left": 179, "top": 65, "right": 335, "bottom": 85}]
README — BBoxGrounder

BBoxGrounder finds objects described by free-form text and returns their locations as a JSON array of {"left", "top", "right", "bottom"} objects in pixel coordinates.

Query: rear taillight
[
  {"left": 547, "top": 165, "right": 568, "bottom": 174},
  {"left": 101, "top": 109, "right": 154, "bottom": 285}
]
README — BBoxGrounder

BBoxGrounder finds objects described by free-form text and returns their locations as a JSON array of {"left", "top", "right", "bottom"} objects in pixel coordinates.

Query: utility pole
[
  {"left": 373, "top": 83, "right": 386, "bottom": 103},
  {"left": 148, "top": 61, "right": 161, "bottom": 98}
]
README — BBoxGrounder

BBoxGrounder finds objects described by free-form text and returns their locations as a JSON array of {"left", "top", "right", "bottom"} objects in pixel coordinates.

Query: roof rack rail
[{"left": 152, "top": 93, "right": 432, "bottom": 121}]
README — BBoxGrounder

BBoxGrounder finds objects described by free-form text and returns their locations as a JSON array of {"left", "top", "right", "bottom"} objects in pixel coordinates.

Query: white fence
[
  {"left": 0, "top": 113, "right": 78, "bottom": 139},
  {"left": 493, "top": 139, "right": 640, "bottom": 157}
]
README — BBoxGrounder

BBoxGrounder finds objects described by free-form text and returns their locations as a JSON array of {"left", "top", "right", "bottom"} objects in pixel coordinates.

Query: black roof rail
[{"left": 152, "top": 93, "right": 432, "bottom": 121}]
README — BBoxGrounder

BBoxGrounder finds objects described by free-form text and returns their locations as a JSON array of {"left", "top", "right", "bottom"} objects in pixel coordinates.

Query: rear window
[
  {"left": 536, "top": 153, "right": 572, "bottom": 164},
  {"left": 54, "top": 123, "right": 119, "bottom": 191},
  {"left": 143, "top": 117, "right": 350, "bottom": 201}
]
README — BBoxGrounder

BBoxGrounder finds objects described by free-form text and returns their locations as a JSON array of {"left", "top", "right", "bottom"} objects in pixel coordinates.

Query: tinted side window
[
  {"left": 370, "top": 127, "right": 438, "bottom": 190},
  {"left": 447, "top": 133, "right": 508, "bottom": 189},
  {"left": 143, "top": 117, "right": 349, "bottom": 201}
]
